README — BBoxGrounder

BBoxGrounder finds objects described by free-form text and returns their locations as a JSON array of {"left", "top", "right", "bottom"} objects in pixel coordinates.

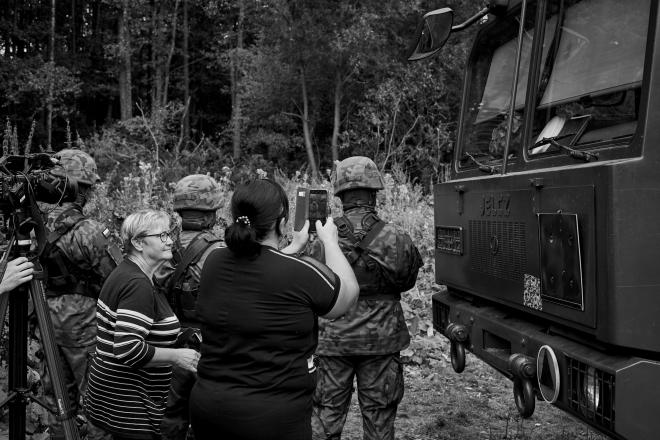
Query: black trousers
[{"left": 190, "top": 378, "right": 312, "bottom": 440}]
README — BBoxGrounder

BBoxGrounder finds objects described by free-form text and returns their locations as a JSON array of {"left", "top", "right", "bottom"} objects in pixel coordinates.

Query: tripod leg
[
  {"left": 0, "top": 291, "right": 8, "bottom": 341},
  {"left": 8, "top": 285, "right": 28, "bottom": 440},
  {"left": 29, "top": 278, "right": 81, "bottom": 440}
]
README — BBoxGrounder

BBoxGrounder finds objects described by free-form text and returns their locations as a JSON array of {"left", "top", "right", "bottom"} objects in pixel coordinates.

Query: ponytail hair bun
[{"left": 225, "top": 179, "right": 289, "bottom": 258}]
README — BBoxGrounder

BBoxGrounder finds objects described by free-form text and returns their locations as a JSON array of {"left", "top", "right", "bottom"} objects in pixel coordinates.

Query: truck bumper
[{"left": 432, "top": 290, "right": 660, "bottom": 440}]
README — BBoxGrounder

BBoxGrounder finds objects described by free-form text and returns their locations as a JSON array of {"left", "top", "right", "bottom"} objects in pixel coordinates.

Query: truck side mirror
[
  {"left": 408, "top": 1, "right": 512, "bottom": 62},
  {"left": 407, "top": 8, "right": 454, "bottom": 61}
]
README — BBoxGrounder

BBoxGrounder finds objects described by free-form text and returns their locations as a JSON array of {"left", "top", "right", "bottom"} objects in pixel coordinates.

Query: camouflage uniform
[
  {"left": 157, "top": 175, "right": 224, "bottom": 440},
  {"left": 309, "top": 157, "right": 423, "bottom": 440},
  {"left": 41, "top": 149, "right": 121, "bottom": 440}
]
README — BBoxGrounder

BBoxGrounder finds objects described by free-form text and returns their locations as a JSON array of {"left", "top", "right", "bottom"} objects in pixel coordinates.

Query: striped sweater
[{"left": 85, "top": 260, "right": 180, "bottom": 439}]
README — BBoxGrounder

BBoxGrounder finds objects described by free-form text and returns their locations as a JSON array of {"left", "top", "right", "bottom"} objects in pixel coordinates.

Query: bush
[{"left": 86, "top": 162, "right": 437, "bottom": 360}]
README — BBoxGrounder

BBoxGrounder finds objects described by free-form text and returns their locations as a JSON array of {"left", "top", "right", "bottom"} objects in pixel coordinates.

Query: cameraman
[
  {"left": 0, "top": 257, "right": 34, "bottom": 294},
  {"left": 41, "top": 149, "right": 121, "bottom": 440}
]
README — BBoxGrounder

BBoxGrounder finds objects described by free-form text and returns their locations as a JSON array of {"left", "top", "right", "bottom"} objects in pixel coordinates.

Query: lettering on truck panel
[{"left": 480, "top": 193, "right": 511, "bottom": 217}]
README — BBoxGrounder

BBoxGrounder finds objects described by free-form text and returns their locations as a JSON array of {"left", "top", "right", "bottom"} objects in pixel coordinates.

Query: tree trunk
[
  {"left": 47, "top": 0, "right": 55, "bottom": 150},
  {"left": 70, "top": 0, "right": 76, "bottom": 54},
  {"left": 14, "top": 0, "right": 24, "bottom": 57},
  {"left": 161, "top": 0, "right": 180, "bottom": 107},
  {"left": 91, "top": 0, "right": 101, "bottom": 57},
  {"left": 4, "top": 0, "right": 12, "bottom": 58},
  {"left": 331, "top": 70, "right": 342, "bottom": 163},
  {"left": 231, "top": 0, "right": 245, "bottom": 160},
  {"left": 182, "top": 0, "right": 190, "bottom": 142},
  {"left": 118, "top": 0, "right": 133, "bottom": 120},
  {"left": 150, "top": 1, "right": 161, "bottom": 113},
  {"left": 300, "top": 66, "right": 318, "bottom": 180}
]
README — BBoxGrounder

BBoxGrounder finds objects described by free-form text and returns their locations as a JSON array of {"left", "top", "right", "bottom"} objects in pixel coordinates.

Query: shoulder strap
[
  {"left": 168, "top": 232, "right": 221, "bottom": 292},
  {"left": 336, "top": 214, "right": 386, "bottom": 264},
  {"left": 356, "top": 213, "right": 386, "bottom": 252},
  {"left": 46, "top": 206, "right": 86, "bottom": 246},
  {"left": 335, "top": 215, "right": 357, "bottom": 242}
]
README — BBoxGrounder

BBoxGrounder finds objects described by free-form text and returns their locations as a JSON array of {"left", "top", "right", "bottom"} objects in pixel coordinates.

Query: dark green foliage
[{"left": 0, "top": 0, "right": 485, "bottom": 188}]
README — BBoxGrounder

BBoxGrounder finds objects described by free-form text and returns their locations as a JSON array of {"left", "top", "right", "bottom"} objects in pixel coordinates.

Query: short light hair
[{"left": 121, "top": 209, "right": 170, "bottom": 255}]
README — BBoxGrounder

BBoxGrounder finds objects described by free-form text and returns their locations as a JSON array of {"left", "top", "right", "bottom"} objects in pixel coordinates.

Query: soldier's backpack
[
  {"left": 168, "top": 231, "right": 221, "bottom": 321},
  {"left": 42, "top": 207, "right": 96, "bottom": 297},
  {"left": 335, "top": 213, "right": 400, "bottom": 300}
]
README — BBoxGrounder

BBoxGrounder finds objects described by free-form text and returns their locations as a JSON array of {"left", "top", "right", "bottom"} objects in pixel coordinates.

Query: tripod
[{"left": 0, "top": 225, "right": 80, "bottom": 439}]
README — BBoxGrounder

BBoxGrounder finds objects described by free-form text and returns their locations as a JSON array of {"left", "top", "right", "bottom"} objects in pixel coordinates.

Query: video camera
[{"left": 0, "top": 153, "right": 79, "bottom": 254}]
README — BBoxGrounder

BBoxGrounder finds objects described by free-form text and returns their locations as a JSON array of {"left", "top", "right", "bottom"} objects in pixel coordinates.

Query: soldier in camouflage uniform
[
  {"left": 157, "top": 174, "right": 224, "bottom": 440},
  {"left": 308, "top": 156, "right": 423, "bottom": 440},
  {"left": 41, "top": 149, "right": 121, "bottom": 440}
]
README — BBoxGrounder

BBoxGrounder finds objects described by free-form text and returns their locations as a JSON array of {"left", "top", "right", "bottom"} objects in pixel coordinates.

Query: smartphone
[
  {"left": 307, "top": 189, "right": 328, "bottom": 233},
  {"left": 294, "top": 188, "right": 328, "bottom": 233}
]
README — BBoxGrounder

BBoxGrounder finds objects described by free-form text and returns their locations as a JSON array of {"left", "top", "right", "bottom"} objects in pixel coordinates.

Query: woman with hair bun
[{"left": 190, "top": 178, "right": 359, "bottom": 440}]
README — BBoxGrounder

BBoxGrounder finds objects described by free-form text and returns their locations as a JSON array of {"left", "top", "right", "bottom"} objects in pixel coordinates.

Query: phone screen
[{"left": 307, "top": 190, "right": 328, "bottom": 232}]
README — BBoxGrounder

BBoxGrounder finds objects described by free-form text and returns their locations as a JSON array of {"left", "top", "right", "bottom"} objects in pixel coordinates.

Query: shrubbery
[
  {"left": 83, "top": 159, "right": 438, "bottom": 361},
  {"left": 0, "top": 143, "right": 440, "bottom": 432}
]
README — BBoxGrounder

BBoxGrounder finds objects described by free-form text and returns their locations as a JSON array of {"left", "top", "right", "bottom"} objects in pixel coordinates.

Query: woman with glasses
[
  {"left": 85, "top": 209, "right": 199, "bottom": 439},
  {"left": 189, "top": 179, "right": 359, "bottom": 440}
]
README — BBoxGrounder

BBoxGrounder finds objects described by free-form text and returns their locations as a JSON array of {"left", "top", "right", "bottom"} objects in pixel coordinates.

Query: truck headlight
[{"left": 581, "top": 366, "right": 601, "bottom": 412}]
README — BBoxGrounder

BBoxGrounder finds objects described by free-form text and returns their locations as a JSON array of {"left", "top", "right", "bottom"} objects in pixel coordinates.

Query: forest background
[{"left": 0, "top": 0, "right": 482, "bottom": 186}]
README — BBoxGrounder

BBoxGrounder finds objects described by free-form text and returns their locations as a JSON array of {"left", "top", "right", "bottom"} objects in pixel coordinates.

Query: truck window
[
  {"left": 530, "top": 0, "right": 649, "bottom": 155},
  {"left": 458, "top": 5, "right": 545, "bottom": 168}
]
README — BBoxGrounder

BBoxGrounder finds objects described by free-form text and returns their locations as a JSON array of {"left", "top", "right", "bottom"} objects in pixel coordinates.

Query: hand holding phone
[{"left": 294, "top": 188, "right": 328, "bottom": 233}]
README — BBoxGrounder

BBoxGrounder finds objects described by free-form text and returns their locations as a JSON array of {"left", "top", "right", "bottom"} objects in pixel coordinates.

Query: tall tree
[
  {"left": 251, "top": 0, "right": 332, "bottom": 179},
  {"left": 325, "top": 5, "right": 380, "bottom": 163},
  {"left": 47, "top": 0, "right": 56, "bottom": 148},
  {"left": 182, "top": 0, "right": 190, "bottom": 142},
  {"left": 118, "top": 0, "right": 133, "bottom": 120},
  {"left": 230, "top": 0, "right": 245, "bottom": 160},
  {"left": 150, "top": 0, "right": 180, "bottom": 112}
]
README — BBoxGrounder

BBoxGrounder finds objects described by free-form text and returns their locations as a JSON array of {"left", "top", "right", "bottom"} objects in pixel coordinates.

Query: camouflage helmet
[
  {"left": 173, "top": 174, "right": 222, "bottom": 211},
  {"left": 50, "top": 149, "right": 100, "bottom": 186},
  {"left": 333, "top": 156, "right": 384, "bottom": 195}
]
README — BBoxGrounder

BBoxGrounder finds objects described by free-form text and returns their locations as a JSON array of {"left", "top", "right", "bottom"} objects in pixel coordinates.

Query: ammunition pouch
[{"left": 176, "top": 282, "right": 199, "bottom": 322}]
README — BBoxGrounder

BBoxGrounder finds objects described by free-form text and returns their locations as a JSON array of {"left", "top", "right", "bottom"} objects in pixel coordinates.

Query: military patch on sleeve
[{"left": 102, "top": 228, "right": 110, "bottom": 238}]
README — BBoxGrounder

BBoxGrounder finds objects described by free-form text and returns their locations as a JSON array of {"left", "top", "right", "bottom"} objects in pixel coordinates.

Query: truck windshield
[
  {"left": 530, "top": 0, "right": 648, "bottom": 155},
  {"left": 458, "top": 0, "right": 650, "bottom": 166}
]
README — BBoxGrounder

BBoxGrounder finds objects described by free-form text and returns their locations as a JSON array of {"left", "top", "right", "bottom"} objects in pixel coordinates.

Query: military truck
[{"left": 408, "top": 0, "right": 660, "bottom": 439}]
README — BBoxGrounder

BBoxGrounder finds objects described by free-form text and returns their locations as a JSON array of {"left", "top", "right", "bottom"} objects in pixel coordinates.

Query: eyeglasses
[{"left": 140, "top": 231, "right": 172, "bottom": 243}]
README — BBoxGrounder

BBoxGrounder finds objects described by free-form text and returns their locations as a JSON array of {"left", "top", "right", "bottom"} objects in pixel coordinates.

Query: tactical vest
[
  {"left": 168, "top": 231, "right": 221, "bottom": 322},
  {"left": 335, "top": 213, "right": 401, "bottom": 301},
  {"left": 43, "top": 207, "right": 98, "bottom": 298}
]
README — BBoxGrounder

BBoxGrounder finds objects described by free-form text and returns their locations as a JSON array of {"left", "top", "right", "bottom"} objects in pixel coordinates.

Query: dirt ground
[
  {"left": 0, "top": 336, "right": 609, "bottom": 440},
  {"left": 340, "top": 338, "right": 608, "bottom": 440}
]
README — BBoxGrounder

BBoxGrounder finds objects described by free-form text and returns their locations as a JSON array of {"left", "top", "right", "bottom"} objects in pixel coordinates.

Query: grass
[{"left": 340, "top": 345, "right": 608, "bottom": 440}]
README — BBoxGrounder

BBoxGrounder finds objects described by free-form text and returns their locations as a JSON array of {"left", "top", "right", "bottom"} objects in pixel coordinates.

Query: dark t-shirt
[{"left": 195, "top": 246, "right": 340, "bottom": 403}]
